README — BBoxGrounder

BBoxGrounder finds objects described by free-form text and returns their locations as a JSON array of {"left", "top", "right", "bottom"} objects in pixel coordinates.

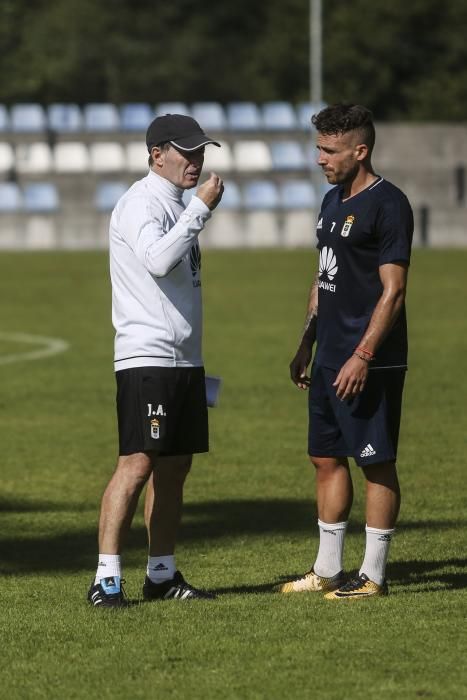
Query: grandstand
[{"left": 0, "top": 102, "right": 466, "bottom": 249}]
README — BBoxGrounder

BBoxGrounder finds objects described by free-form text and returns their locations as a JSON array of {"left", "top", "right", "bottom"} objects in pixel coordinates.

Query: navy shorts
[
  {"left": 308, "top": 363, "right": 406, "bottom": 467},
  {"left": 116, "top": 366, "right": 209, "bottom": 457}
]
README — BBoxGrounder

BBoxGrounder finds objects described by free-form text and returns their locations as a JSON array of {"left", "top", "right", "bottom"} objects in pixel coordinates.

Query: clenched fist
[{"left": 197, "top": 172, "right": 224, "bottom": 211}]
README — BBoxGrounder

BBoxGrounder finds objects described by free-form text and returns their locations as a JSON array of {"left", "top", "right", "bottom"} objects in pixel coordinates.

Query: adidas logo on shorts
[{"left": 360, "top": 443, "right": 376, "bottom": 458}]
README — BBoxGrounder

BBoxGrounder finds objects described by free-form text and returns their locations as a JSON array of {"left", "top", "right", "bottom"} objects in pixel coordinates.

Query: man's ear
[
  {"left": 152, "top": 146, "right": 165, "bottom": 167},
  {"left": 355, "top": 143, "right": 369, "bottom": 162}
]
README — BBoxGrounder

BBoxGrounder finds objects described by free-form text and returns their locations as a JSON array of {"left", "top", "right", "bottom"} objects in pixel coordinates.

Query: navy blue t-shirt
[{"left": 314, "top": 177, "right": 413, "bottom": 370}]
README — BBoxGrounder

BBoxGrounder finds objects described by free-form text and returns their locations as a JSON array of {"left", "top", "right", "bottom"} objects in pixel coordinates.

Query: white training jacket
[{"left": 109, "top": 169, "right": 211, "bottom": 371}]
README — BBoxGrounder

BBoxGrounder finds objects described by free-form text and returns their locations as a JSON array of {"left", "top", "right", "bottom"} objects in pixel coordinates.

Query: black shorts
[
  {"left": 308, "top": 363, "right": 406, "bottom": 467},
  {"left": 116, "top": 366, "right": 209, "bottom": 457}
]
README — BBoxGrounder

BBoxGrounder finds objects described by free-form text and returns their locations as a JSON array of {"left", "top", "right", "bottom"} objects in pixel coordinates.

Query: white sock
[
  {"left": 359, "top": 525, "right": 395, "bottom": 585},
  {"left": 95, "top": 554, "right": 121, "bottom": 584},
  {"left": 147, "top": 555, "right": 176, "bottom": 583},
  {"left": 313, "top": 519, "right": 348, "bottom": 577}
]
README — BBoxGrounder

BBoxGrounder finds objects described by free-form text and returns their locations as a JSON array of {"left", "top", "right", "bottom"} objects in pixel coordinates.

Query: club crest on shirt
[
  {"left": 341, "top": 215, "right": 355, "bottom": 237},
  {"left": 150, "top": 418, "right": 160, "bottom": 440}
]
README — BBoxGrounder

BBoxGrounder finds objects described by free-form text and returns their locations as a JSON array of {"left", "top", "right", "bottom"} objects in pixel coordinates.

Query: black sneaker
[
  {"left": 87, "top": 576, "right": 128, "bottom": 607},
  {"left": 143, "top": 571, "right": 216, "bottom": 600}
]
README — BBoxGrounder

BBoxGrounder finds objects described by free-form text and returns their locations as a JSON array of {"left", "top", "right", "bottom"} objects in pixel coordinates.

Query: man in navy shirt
[{"left": 279, "top": 104, "right": 413, "bottom": 599}]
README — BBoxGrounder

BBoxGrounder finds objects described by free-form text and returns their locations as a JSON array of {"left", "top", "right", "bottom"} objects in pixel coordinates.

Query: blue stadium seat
[
  {"left": 262, "top": 102, "right": 298, "bottom": 131},
  {"left": 220, "top": 181, "right": 242, "bottom": 209},
  {"left": 191, "top": 102, "right": 226, "bottom": 131},
  {"left": 84, "top": 103, "right": 120, "bottom": 131},
  {"left": 95, "top": 181, "right": 128, "bottom": 211},
  {"left": 48, "top": 104, "right": 83, "bottom": 132},
  {"left": 120, "top": 103, "right": 154, "bottom": 131},
  {"left": 23, "top": 183, "right": 59, "bottom": 212},
  {"left": 296, "top": 101, "right": 327, "bottom": 130},
  {"left": 0, "top": 105, "right": 9, "bottom": 131},
  {"left": 0, "top": 182, "right": 22, "bottom": 211},
  {"left": 243, "top": 180, "right": 280, "bottom": 210},
  {"left": 226, "top": 102, "right": 262, "bottom": 131},
  {"left": 11, "top": 104, "right": 47, "bottom": 132},
  {"left": 280, "top": 179, "right": 317, "bottom": 209},
  {"left": 155, "top": 102, "right": 191, "bottom": 117},
  {"left": 270, "top": 141, "right": 307, "bottom": 170}
]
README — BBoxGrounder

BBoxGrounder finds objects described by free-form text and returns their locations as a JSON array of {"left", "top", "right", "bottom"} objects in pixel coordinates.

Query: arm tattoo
[
  {"left": 301, "top": 276, "right": 318, "bottom": 345},
  {"left": 302, "top": 311, "right": 317, "bottom": 345}
]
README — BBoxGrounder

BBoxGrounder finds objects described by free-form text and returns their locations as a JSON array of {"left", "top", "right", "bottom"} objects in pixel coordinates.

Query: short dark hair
[{"left": 312, "top": 103, "right": 375, "bottom": 153}]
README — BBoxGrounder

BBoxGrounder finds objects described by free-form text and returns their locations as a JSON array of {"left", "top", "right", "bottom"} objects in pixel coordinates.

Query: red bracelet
[
  {"left": 356, "top": 346, "right": 375, "bottom": 360},
  {"left": 353, "top": 351, "right": 372, "bottom": 363}
]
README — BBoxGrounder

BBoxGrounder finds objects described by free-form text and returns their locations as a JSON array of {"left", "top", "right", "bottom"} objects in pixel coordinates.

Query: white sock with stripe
[
  {"left": 359, "top": 525, "right": 395, "bottom": 585},
  {"left": 147, "top": 555, "right": 176, "bottom": 583},
  {"left": 95, "top": 554, "right": 121, "bottom": 584},
  {"left": 313, "top": 519, "right": 348, "bottom": 577}
]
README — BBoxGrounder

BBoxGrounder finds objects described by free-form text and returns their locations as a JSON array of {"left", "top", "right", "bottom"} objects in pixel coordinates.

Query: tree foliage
[
  {"left": 0, "top": 0, "right": 466, "bottom": 120},
  {"left": 324, "top": 0, "right": 467, "bottom": 120}
]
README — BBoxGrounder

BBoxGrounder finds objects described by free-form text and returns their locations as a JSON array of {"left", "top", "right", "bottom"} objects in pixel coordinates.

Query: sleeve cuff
[{"left": 185, "top": 195, "right": 211, "bottom": 217}]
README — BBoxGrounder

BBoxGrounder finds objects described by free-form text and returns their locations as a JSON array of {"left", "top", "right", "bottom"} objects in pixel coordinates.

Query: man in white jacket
[{"left": 88, "top": 114, "right": 224, "bottom": 606}]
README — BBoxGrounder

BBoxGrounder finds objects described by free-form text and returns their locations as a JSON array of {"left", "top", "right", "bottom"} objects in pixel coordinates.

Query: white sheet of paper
[{"left": 205, "top": 375, "right": 222, "bottom": 407}]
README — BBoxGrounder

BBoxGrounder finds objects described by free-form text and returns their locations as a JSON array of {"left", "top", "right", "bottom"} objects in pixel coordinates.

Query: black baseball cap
[{"left": 146, "top": 114, "right": 221, "bottom": 152}]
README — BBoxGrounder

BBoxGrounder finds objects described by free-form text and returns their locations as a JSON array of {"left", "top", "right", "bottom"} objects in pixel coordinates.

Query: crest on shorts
[
  {"left": 341, "top": 215, "right": 355, "bottom": 238},
  {"left": 150, "top": 418, "right": 160, "bottom": 440}
]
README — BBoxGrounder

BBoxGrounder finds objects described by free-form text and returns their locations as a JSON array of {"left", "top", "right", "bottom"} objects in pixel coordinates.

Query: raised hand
[{"left": 197, "top": 172, "right": 224, "bottom": 210}]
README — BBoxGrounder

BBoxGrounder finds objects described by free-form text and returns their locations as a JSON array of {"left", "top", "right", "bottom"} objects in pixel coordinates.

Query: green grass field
[{"left": 0, "top": 248, "right": 466, "bottom": 699}]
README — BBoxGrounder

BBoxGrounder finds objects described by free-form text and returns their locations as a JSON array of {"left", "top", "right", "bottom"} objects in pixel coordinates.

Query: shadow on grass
[
  {"left": 1, "top": 497, "right": 466, "bottom": 593},
  {"left": 0, "top": 497, "right": 314, "bottom": 576},
  {"left": 0, "top": 496, "right": 94, "bottom": 513},
  {"left": 386, "top": 557, "right": 467, "bottom": 592}
]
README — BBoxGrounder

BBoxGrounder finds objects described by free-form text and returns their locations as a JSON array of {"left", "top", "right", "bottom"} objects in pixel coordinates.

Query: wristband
[
  {"left": 353, "top": 351, "right": 372, "bottom": 363},
  {"left": 356, "top": 345, "right": 375, "bottom": 360}
]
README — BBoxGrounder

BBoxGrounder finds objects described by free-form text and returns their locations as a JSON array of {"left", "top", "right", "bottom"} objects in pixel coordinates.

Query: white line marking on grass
[{"left": 0, "top": 332, "right": 70, "bottom": 365}]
